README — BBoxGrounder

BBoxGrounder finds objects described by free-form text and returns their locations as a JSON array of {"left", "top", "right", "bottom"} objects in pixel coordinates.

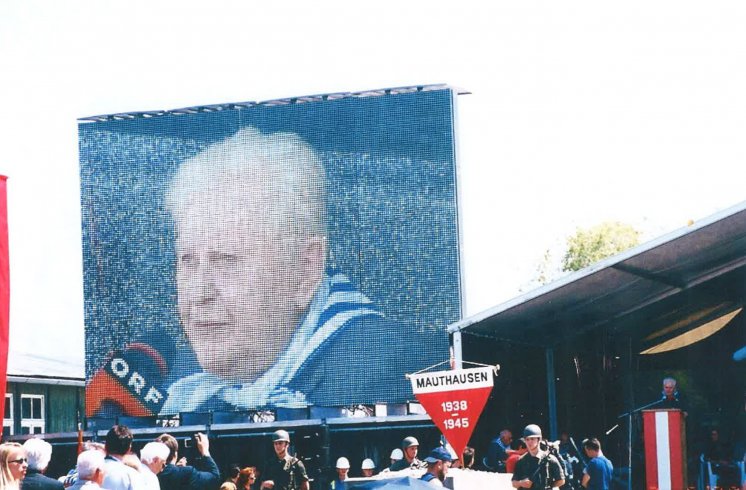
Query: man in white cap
[
  {"left": 361, "top": 459, "right": 375, "bottom": 478},
  {"left": 329, "top": 457, "right": 349, "bottom": 489},
  {"left": 389, "top": 449, "right": 403, "bottom": 467},
  {"left": 381, "top": 449, "right": 403, "bottom": 473}
]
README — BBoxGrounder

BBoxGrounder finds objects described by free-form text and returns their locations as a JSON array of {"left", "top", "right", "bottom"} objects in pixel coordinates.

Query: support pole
[
  {"left": 627, "top": 337, "right": 633, "bottom": 490},
  {"left": 452, "top": 331, "right": 463, "bottom": 369},
  {"left": 546, "top": 347, "right": 558, "bottom": 441}
]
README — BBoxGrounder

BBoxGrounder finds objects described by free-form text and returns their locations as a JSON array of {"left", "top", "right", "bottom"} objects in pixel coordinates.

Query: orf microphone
[{"left": 86, "top": 342, "right": 169, "bottom": 417}]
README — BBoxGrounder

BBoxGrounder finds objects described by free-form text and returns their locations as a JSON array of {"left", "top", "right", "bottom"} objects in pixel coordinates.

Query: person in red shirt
[{"left": 505, "top": 439, "right": 527, "bottom": 474}]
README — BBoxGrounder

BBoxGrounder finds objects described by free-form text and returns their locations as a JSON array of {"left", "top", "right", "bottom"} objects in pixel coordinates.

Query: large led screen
[{"left": 80, "top": 87, "right": 461, "bottom": 417}]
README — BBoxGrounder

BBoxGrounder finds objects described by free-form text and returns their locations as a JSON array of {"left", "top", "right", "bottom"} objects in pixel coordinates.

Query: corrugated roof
[
  {"left": 7, "top": 350, "right": 84, "bottom": 380},
  {"left": 449, "top": 200, "right": 746, "bottom": 351}
]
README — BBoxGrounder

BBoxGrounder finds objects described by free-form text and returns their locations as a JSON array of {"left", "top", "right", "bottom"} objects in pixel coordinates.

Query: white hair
[
  {"left": 76, "top": 450, "right": 105, "bottom": 481},
  {"left": 165, "top": 127, "right": 327, "bottom": 241},
  {"left": 139, "top": 442, "right": 169, "bottom": 464},
  {"left": 22, "top": 438, "right": 52, "bottom": 471}
]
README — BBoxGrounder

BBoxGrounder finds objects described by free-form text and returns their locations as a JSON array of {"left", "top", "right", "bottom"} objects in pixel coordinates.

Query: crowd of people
[
  {"left": 329, "top": 435, "right": 467, "bottom": 488},
  {"left": 0, "top": 428, "right": 442, "bottom": 490},
  {"left": 364, "top": 426, "right": 611, "bottom": 489},
  {"left": 2, "top": 422, "right": 743, "bottom": 490},
  {"left": 1, "top": 377, "right": 743, "bottom": 490},
  {"left": 0, "top": 428, "right": 467, "bottom": 490},
  {"left": 0, "top": 421, "right": 672, "bottom": 490},
  {"left": 485, "top": 424, "right": 614, "bottom": 490},
  {"left": 479, "top": 423, "right": 613, "bottom": 490},
  {"left": 0, "top": 426, "right": 282, "bottom": 490}
]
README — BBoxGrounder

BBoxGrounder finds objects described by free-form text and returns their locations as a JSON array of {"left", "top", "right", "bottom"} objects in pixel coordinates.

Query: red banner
[
  {"left": 410, "top": 366, "right": 493, "bottom": 459},
  {"left": 643, "top": 409, "right": 687, "bottom": 490},
  {"left": 0, "top": 176, "right": 9, "bottom": 424}
]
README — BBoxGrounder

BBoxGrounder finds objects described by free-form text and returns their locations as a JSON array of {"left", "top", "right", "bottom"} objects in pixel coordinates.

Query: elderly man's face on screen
[{"left": 167, "top": 128, "right": 327, "bottom": 382}]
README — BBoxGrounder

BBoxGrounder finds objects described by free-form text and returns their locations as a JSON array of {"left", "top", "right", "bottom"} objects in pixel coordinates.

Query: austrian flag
[{"left": 643, "top": 409, "right": 687, "bottom": 490}]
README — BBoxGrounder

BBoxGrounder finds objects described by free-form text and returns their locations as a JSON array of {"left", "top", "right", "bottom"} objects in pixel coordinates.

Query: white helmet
[
  {"left": 336, "top": 457, "right": 351, "bottom": 469},
  {"left": 361, "top": 458, "right": 375, "bottom": 470},
  {"left": 390, "top": 448, "right": 403, "bottom": 461}
]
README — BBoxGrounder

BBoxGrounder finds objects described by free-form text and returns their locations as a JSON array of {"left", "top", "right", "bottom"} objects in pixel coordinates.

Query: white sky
[{"left": 1, "top": 1, "right": 745, "bottom": 374}]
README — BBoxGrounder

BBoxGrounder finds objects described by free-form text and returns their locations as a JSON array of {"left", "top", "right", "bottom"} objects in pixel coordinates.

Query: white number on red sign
[
  {"left": 444, "top": 417, "right": 470, "bottom": 429},
  {"left": 441, "top": 400, "right": 468, "bottom": 412}
]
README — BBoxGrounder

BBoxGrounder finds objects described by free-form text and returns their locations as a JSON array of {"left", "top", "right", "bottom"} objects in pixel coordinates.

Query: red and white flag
[
  {"left": 643, "top": 409, "right": 686, "bottom": 490},
  {"left": 410, "top": 366, "right": 494, "bottom": 458},
  {"left": 0, "top": 176, "right": 9, "bottom": 422}
]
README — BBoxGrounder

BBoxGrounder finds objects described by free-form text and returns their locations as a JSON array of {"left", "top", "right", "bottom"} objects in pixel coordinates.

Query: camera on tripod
[{"left": 540, "top": 439, "right": 561, "bottom": 455}]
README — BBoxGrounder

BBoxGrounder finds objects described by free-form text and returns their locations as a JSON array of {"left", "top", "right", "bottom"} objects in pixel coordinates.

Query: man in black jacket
[
  {"left": 21, "top": 438, "right": 64, "bottom": 490},
  {"left": 156, "top": 432, "right": 220, "bottom": 490},
  {"left": 259, "top": 430, "right": 309, "bottom": 490}
]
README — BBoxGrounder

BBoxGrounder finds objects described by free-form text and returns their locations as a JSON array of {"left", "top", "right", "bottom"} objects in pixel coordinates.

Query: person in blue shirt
[
  {"left": 487, "top": 429, "right": 516, "bottom": 472},
  {"left": 419, "top": 447, "right": 454, "bottom": 487},
  {"left": 581, "top": 438, "right": 613, "bottom": 490}
]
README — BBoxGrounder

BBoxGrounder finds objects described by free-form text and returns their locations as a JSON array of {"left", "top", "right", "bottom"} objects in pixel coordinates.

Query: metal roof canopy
[
  {"left": 449, "top": 201, "right": 746, "bottom": 448},
  {"left": 449, "top": 200, "right": 746, "bottom": 351}
]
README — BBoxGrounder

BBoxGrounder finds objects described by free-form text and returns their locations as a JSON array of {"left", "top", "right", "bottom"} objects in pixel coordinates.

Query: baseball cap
[{"left": 424, "top": 447, "right": 454, "bottom": 464}]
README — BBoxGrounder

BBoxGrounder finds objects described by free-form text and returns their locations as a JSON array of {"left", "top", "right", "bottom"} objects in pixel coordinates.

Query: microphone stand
[{"left": 614, "top": 398, "right": 667, "bottom": 490}]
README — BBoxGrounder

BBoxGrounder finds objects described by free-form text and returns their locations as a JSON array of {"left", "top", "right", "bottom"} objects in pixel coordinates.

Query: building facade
[{"left": 4, "top": 375, "right": 84, "bottom": 436}]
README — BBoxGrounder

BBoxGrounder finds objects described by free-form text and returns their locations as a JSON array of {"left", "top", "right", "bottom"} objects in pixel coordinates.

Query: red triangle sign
[{"left": 410, "top": 367, "right": 494, "bottom": 458}]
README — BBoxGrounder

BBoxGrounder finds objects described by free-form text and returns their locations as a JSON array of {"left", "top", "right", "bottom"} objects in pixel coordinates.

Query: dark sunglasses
[{"left": 9, "top": 458, "right": 28, "bottom": 464}]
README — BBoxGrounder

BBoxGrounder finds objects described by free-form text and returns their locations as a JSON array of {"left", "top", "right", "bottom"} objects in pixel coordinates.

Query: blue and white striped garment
[{"left": 160, "top": 272, "right": 382, "bottom": 414}]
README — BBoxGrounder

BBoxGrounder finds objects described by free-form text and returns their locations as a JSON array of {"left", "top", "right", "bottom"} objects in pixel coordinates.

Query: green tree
[
  {"left": 562, "top": 221, "right": 640, "bottom": 272},
  {"left": 535, "top": 248, "right": 554, "bottom": 286}
]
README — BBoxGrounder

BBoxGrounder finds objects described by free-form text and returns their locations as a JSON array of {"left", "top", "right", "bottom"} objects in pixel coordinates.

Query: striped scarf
[{"left": 160, "top": 272, "right": 381, "bottom": 413}]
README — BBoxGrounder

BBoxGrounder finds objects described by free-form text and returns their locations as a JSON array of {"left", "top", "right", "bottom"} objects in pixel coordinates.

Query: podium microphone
[
  {"left": 86, "top": 342, "right": 170, "bottom": 417},
  {"left": 661, "top": 390, "right": 679, "bottom": 401}
]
